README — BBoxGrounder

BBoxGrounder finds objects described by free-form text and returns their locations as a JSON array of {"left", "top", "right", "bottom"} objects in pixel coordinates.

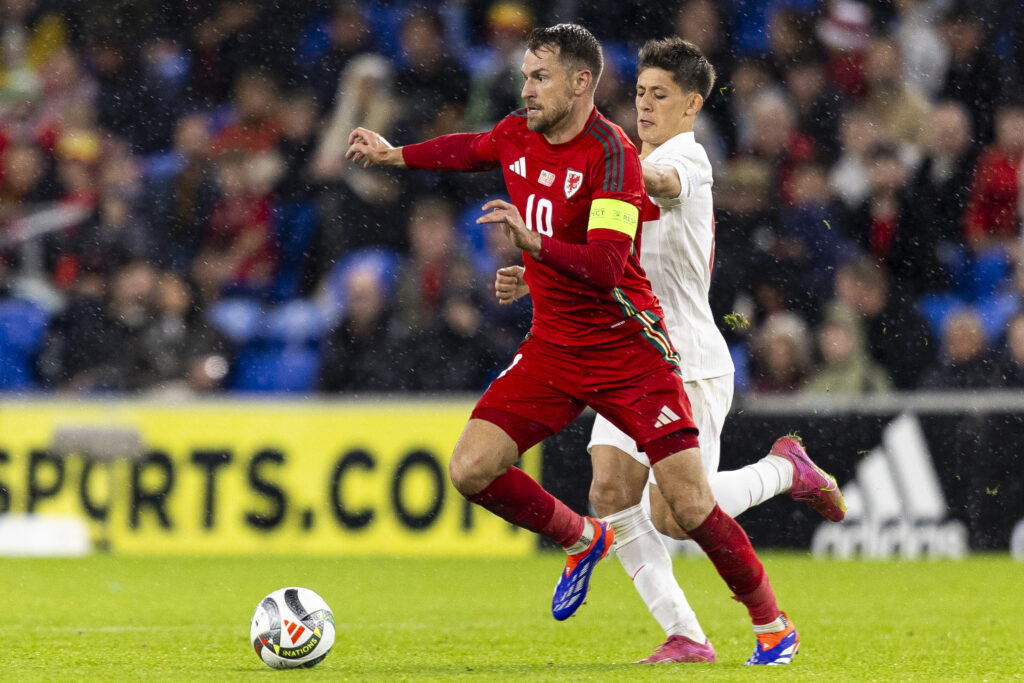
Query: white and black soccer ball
[{"left": 250, "top": 587, "right": 335, "bottom": 669}]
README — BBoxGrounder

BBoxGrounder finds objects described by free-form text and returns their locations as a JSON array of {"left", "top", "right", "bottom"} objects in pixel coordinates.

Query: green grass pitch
[{"left": 3, "top": 553, "right": 1022, "bottom": 681}]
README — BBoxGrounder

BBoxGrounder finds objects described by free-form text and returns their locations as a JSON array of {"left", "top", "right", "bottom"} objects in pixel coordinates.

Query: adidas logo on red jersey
[{"left": 508, "top": 157, "right": 526, "bottom": 177}]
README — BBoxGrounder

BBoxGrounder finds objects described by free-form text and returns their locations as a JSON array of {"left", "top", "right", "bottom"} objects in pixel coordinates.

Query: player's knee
[
  {"left": 448, "top": 445, "right": 499, "bottom": 496},
  {"left": 651, "top": 505, "right": 689, "bottom": 540},
  {"left": 588, "top": 477, "right": 635, "bottom": 517},
  {"left": 661, "top": 488, "right": 715, "bottom": 532}
]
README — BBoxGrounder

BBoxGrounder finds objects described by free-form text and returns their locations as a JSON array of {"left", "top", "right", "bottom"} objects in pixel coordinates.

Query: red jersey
[{"left": 403, "top": 108, "right": 665, "bottom": 347}]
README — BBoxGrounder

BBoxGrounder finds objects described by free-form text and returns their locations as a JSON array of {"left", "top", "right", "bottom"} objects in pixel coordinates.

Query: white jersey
[{"left": 641, "top": 131, "right": 733, "bottom": 381}]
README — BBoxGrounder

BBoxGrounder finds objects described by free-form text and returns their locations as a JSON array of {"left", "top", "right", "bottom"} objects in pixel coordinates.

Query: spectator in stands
[
  {"left": 465, "top": 1, "right": 533, "bottom": 128},
  {"left": 0, "top": 142, "right": 53, "bottom": 220},
  {"left": 921, "top": 309, "right": 996, "bottom": 389},
  {"left": 302, "top": 1, "right": 374, "bottom": 112},
  {"left": 862, "top": 37, "right": 931, "bottom": 161},
  {"left": 393, "top": 8, "right": 470, "bottom": 141},
  {"left": 213, "top": 69, "right": 283, "bottom": 155},
  {"left": 890, "top": 0, "right": 949, "bottom": 99},
  {"left": 815, "top": 0, "right": 872, "bottom": 99},
  {"left": 0, "top": 0, "right": 69, "bottom": 101},
  {"left": 146, "top": 113, "right": 219, "bottom": 272},
  {"left": 767, "top": 8, "right": 819, "bottom": 80},
  {"left": 725, "top": 58, "right": 778, "bottom": 157},
  {"left": 741, "top": 91, "right": 816, "bottom": 205},
  {"left": 896, "top": 102, "right": 978, "bottom": 295},
  {"left": 963, "top": 102, "right": 1024, "bottom": 256},
  {"left": 673, "top": 0, "right": 734, "bottom": 151},
  {"left": 782, "top": 55, "right": 844, "bottom": 164},
  {"left": 844, "top": 142, "right": 909, "bottom": 267},
  {"left": 313, "top": 54, "right": 404, "bottom": 260},
  {"left": 186, "top": 1, "right": 308, "bottom": 107},
  {"left": 830, "top": 106, "right": 887, "bottom": 210},
  {"left": 995, "top": 312, "right": 1024, "bottom": 387},
  {"left": 774, "top": 162, "right": 856, "bottom": 320},
  {"left": 394, "top": 197, "right": 475, "bottom": 333},
  {"left": 834, "top": 257, "right": 935, "bottom": 389},
  {"left": 138, "top": 271, "right": 233, "bottom": 395},
  {"left": 750, "top": 311, "right": 812, "bottom": 393},
  {"left": 37, "top": 260, "right": 157, "bottom": 392},
  {"left": 269, "top": 89, "right": 322, "bottom": 299},
  {"left": 410, "top": 289, "right": 499, "bottom": 392},
  {"left": 938, "top": 8, "right": 1004, "bottom": 144},
  {"left": 804, "top": 303, "right": 891, "bottom": 394},
  {"left": 192, "top": 151, "right": 276, "bottom": 303},
  {"left": 711, "top": 159, "right": 777, "bottom": 336},
  {"left": 74, "top": 191, "right": 153, "bottom": 275},
  {"left": 319, "top": 260, "right": 406, "bottom": 392}
]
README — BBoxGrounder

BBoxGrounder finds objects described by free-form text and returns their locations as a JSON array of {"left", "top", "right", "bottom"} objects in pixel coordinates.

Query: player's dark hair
[
  {"left": 638, "top": 37, "right": 716, "bottom": 100},
  {"left": 526, "top": 23, "right": 603, "bottom": 88}
]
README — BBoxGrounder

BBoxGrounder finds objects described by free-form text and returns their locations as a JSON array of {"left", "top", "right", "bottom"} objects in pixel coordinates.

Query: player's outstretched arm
[
  {"left": 346, "top": 127, "right": 406, "bottom": 168},
  {"left": 495, "top": 266, "right": 528, "bottom": 305},
  {"left": 641, "top": 159, "right": 682, "bottom": 199}
]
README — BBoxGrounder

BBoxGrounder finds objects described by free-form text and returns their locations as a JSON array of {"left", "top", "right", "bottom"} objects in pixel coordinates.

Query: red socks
[
  {"left": 466, "top": 467, "right": 584, "bottom": 548},
  {"left": 687, "top": 504, "right": 780, "bottom": 625}
]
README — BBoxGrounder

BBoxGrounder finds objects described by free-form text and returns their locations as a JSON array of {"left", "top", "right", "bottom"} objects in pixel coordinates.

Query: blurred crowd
[{"left": 1, "top": 0, "right": 1023, "bottom": 397}]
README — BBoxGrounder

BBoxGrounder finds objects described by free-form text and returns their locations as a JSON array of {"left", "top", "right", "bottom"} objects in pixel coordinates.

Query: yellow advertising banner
[{"left": 0, "top": 400, "right": 540, "bottom": 556}]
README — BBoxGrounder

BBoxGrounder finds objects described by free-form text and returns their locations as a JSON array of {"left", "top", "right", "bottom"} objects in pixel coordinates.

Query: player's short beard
[{"left": 527, "top": 84, "right": 575, "bottom": 135}]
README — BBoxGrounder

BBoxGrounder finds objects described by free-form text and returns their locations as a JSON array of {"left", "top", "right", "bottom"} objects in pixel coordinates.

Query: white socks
[
  {"left": 605, "top": 504, "right": 706, "bottom": 643},
  {"left": 565, "top": 517, "right": 595, "bottom": 555},
  {"left": 710, "top": 454, "right": 793, "bottom": 519}
]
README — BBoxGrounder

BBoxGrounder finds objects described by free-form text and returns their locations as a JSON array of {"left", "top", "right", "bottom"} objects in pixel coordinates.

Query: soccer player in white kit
[{"left": 495, "top": 37, "right": 846, "bottom": 665}]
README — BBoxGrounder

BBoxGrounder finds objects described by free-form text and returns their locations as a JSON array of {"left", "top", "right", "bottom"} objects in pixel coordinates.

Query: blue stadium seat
[
  {"left": 917, "top": 293, "right": 967, "bottom": 340},
  {"left": 976, "top": 292, "right": 1020, "bottom": 343},
  {"left": 229, "top": 345, "right": 321, "bottom": 393},
  {"left": 965, "top": 249, "right": 1010, "bottom": 302},
  {"left": 264, "top": 299, "right": 330, "bottom": 346},
  {"left": 729, "top": 342, "right": 751, "bottom": 394},
  {"left": 269, "top": 199, "right": 318, "bottom": 302},
  {"left": 457, "top": 198, "right": 502, "bottom": 275},
  {"left": 0, "top": 298, "right": 49, "bottom": 390},
  {"left": 207, "top": 298, "right": 265, "bottom": 346}
]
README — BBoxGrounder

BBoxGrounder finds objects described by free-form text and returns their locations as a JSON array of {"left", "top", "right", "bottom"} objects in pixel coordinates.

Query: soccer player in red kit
[{"left": 347, "top": 24, "right": 796, "bottom": 663}]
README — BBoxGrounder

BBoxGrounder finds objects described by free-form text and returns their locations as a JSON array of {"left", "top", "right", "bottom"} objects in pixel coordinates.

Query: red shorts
[{"left": 471, "top": 333, "right": 699, "bottom": 463}]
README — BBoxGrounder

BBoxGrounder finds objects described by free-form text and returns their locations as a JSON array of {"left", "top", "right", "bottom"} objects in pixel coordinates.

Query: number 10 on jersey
[{"left": 525, "top": 193, "right": 553, "bottom": 236}]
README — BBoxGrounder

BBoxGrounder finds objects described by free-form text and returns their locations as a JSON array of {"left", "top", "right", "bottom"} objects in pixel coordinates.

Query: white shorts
[{"left": 588, "top": 373, "right": 734, "bottom": 478}]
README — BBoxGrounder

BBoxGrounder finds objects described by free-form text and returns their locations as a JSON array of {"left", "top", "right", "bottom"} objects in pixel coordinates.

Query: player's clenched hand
[
  {"left": 345, "top": 127, "right": 405, "bottom": 168},
  {"left": 477, "top": 199, "right": 542, "bottom": 257},
  {"left": 495, "top": 266, "right": 528, "bottom": 305}
]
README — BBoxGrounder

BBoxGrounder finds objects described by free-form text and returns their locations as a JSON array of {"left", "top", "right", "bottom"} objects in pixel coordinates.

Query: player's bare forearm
[
  {"left": 477, "top": 200, "right": 542, "bottom": 257},
  {"left": 642, "top": 159, "right": 681, "bottom": 199},
  {"left": 346, "top": 127, "right": 407, "bottom": 168}
]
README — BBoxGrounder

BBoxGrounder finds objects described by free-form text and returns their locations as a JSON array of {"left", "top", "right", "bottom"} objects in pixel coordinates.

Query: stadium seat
[
  {"left": 0, "top": 298, "right": 50, "bottom": 390},
  {"left": 206, "top": 298, "right": 266, "bottom": 346},
  {"left": 975, "top": 292, "right": 1020, "bottom": 343},
  {"left": 917, "top": 293, "right": 972, "bottom": 341},
  {"left": 269, "top": 199, "right": 318, "bottom": 302},
  {"left": 965, "top": 249, "right": 1010, "bottom": 302},
  {"left": 264, "top": 299, "right": 330, "bottom": 346},
  {"left": 457, "top": 198, "right": 503, "bottom": 275},
  {"left": 229, "top": 344, "right": 321, "bottom": 393},
  {"left": 729, "top": 342, "right": 751, "bottom": 394}
]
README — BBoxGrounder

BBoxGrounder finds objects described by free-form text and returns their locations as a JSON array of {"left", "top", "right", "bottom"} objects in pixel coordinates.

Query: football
[{"left": 250, "top": 587, "right": 335, "bottom": 669}]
